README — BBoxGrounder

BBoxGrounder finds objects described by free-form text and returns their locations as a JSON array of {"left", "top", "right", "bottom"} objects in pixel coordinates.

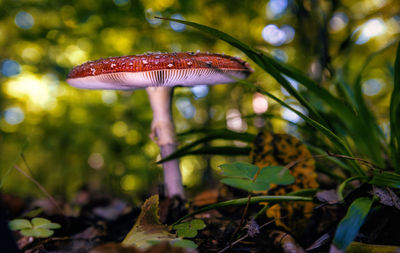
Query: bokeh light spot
[
  {"left": 362, "top": 79, "right": 382, "bottom": 96},
  {"left": 262, "top": 24, "right": 286, "bottom": 46},
  {"left": 176, "top": 97, "right": 195, "bottom": 119},
  {"left": 145, "top": 9, "right": 162, "bottom": 26},
  {"left": 4, "top": 107, "right": 25, "bottom": 125},
  {"left": 125, "top": 130, "right": 141, "bottom": 145},
  {"left": 112, "top": 121, "right": 128, "bottom": 137},
  {"left": 170, "top": 14, "right": 186, "bottom": 32},
  {"left": 252, "top": 93, "right": 268, "bottom": 114},
  {"left": 355, "top": 18, "right": 386, "bottom": 45},
  {"left": 102, "top": 90, "right": 118, "bottom": 104},
  {"left": 282, "top": 104, "right": 306, "bottom": 123},
  {"left": 1, "top": 60, "right": 21, "bottom": 77},
  {"left": 329, "top": 12, "right": 348, "bottom": 32},
  {"left": 88, "top": 153, "right": 104, "bottom": 169},
  {"left": 15, "top": 11, "right": 34, "bottom": 29},
  {"left": 191, "top": 85, "right": 209, "bottom": 99},
  {"left": 121, "top": 174, "right": 141, "bottom": 191},
  {"left": 226, "top": 109, "right": 247, "bottom": 132},
  {"left": 266, "top": 0, "right": 288, "bottom": 19}
]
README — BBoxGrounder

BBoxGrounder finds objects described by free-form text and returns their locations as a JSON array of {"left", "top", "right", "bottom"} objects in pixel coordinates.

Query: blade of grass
[
  {"left": 350, "top": 41, "right": 397, "bottom": 167},
  {"left": 390, "top": 42, "right": 400, "bottom": 171},
  {"left": 157, "top": 146, "right": 251, "bottom": 163},
  {"left": 238, "top": 80, "right": 364, "bottom": 176},
  {"left": 369, "top": 171, "right": 400, "bottom": 189},
  {"left": 158, "top": 17, "right": 326, "bottom": 124},
  {"left": 160, "top": 17, "right": 364, "bottom": 175},
  {"left": 157, "top": 131, "right": 254, "bottom": 163},
  {"left": 172, "top": 195, "right": 313, "bottom": 226}
]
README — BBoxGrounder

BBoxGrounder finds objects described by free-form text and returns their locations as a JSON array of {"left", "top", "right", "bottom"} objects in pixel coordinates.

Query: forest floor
[{"left": 3, "top": 182, "right": 400, "bottom": 253}]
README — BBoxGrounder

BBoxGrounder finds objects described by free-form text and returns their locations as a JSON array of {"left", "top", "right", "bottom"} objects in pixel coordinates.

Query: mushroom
[{"left": 66, "top": 52, "right": 253, "bottom": 198}]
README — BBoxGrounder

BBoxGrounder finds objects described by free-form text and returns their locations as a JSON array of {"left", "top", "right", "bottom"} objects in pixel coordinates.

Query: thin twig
[
  {"left": 326, "top": 151, "right": 378, "bottom": 170},
  {"left": 218, "top": 220, "right": 275, "bottom": 253},
  {"left": 13, "top": 164, "right": 64, "bottom": 216}
]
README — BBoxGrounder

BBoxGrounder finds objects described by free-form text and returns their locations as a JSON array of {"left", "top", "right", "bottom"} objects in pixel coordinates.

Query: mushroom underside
[{"left": 66, "top": 69, "right": 249, "bottom": 90}]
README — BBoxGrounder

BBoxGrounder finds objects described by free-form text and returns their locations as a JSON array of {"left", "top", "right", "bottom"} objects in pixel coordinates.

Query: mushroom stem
[{"left": 146, "top": 86, "right": 184, "bottom": 198}]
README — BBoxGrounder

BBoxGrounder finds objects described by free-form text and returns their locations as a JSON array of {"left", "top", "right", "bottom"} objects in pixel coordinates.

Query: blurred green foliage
[{"left": 1, "top": 0, "right": 399, "bottom": 200}]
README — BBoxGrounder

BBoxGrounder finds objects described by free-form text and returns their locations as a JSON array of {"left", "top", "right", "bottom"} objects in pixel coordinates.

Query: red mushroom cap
[{"left": 66, "top": 52, "right": 253, "bottom": 90}]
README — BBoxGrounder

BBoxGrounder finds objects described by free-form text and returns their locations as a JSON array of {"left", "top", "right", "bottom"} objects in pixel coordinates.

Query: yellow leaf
[{"left": 122, "top": 195, "right": 176, "bottom": 249}]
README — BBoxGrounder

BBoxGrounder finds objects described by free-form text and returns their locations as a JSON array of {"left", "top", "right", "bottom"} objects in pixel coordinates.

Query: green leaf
[
  {"left": 333, "top": 197, "right": 373, "bottom": 251},
  {"left": 122, "top": 195, "right": 176, "bottom": 249},
  {"left": 9, "top": 217, "right": 60, "bottom": 238},
  {"left": 219, "top": 162, "right": 259, "bottom": 179},
  {"left": 158, "top": 146, "right": 251, "bottom": 163},
  {"left": 390, "top": 42, "right": 400, "bottom": 171},
  {"left": 20, "top": 228, "right": 54, "bottom": 238},
  {"left": 161, "top": 17, "right": 365, "bottom": 176},
  {"left": 173, "top": 194, "right": 313, "bottom": 226},
  {"left": 242, "top": 82, "right": 363, "bottom": 176},
  {"left": 171, "top": 239, "right": 198, "bottom": 249},
  {"left": 9, "top": 219, "right": 32, "bottom": 231},
  {"left": 31, "top": 217, "right": 61, "bottom": 229},
  {"left": 369, "top": 171, "right": 400, "bottom": 189},
  {"left": 337, "top": 176, "right": 367, "bottom": 201},
  {"left": 156, "top": 130, "right": 254, "bottom": 163},
  {"left": 158, "top": 17, "right": 325, "bottom": 124},
  {"left": 173, "top": 219, "right": 206, "bottom": 238},
  {"left": 24, "top": 208, "right": 43, "bottom": 218},
  {"left": 219, "top": 162, "right": 294, "bottom": 192}
]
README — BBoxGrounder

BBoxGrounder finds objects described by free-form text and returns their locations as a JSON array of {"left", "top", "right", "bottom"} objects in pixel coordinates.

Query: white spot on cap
[
  {"left": 110, "top": 63, "right": 116, "bottom": 68},
  {"left": 167, "top": 63, "right": 174, "bottom": 68},
  {"left": 90, "top": 68, "right": 96, "bottom": 75},
  {"left": 187, "top": 61, "right": 193, "bottom": 66},
  {"left": 142, "top": 60, "right": 148, "bottom": 64},
  {"left": 129, "top": 62, "right": 133, "bottom": 66}
]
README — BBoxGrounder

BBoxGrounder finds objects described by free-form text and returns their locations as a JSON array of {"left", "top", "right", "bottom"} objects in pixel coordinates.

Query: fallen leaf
[{"left": 122, "top": 195, "right": 176, "bottom": 249}]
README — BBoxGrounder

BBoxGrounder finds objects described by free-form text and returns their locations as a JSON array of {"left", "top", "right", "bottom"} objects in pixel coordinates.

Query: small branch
[
  {"left": 326, "top": 151, "right": 378, "bottom": 170},
  {"left": 218, "top": 220, "right": 275, "bottom": 253}
]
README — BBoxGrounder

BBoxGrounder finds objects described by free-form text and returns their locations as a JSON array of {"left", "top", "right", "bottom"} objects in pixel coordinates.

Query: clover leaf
[
  {"left": 9, "top": 217, "right": 61, "bottom": 238},
  {"left": 173, "top": 219, "right": 206, "bottom": 238}
]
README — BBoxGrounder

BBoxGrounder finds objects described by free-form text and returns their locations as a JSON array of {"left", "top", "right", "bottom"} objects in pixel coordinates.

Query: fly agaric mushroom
[{"left": 66, "top": 52, "right": 253, "bottom": 198}]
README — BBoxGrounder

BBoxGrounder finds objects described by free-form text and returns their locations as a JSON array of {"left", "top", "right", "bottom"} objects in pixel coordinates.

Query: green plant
[
  {"left": 219, "top": 162, "right": 294, "bottom": 192},
  {"left": 160, "top": 17, "right": 400, "bottom": 251},
  {"left": 9, "top": 217, "right": 61, "bottom": 238},
  {"left": 173, "top": 219, "right": 206, "bottom": 238}
]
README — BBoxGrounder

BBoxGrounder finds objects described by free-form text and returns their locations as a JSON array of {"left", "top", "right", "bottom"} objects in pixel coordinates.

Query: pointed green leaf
[
  {"left": 369, "top": 171, "right": 400, "bottom": 189},
  {"left": 158, "top": 17, "right": 325, "bottom": 124},
  {"left": 157, "top": 146, "right": 251, "bottom": 163},
  {"left": 173, "top": 195, "right": 313, "bottom": 225},
  {"left": 219, "top": 162, "right": 259, "bottom": 179},
  {"left": 333, "top": 197, "right": 373, "bottom": 251},
  {"left": 390, "top": 42, "right": 400, "bottom": 171},
  {"left": 160, "top": 17, "right": 364, "bottom": 175},
  {"left": 220, "top": 163, "right": 294, "bottom": 192},
  {"left": 257, "top": 166, "right": 295, "bottom": 185}
]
